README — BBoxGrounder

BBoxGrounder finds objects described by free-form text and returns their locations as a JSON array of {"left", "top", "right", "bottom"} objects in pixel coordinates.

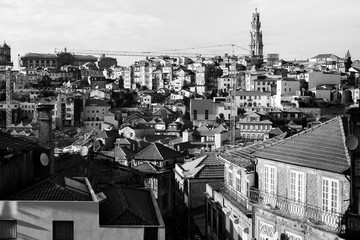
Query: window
[
  {"left": 236, "top": 171, "right": 241, "bottom": 192},
  {"left": 322, "top": 178, "right": 339, "bottom": 213},
  {"left": 193, "top": 110, "right": 197, "bottom": 120},
  {"left": 264, "top": 165, "right": 276, "bottom": 194},
  {"left": 228, "top": 170, "right": 233, "bottom": 187},
  {"left": 290, "top": 170, "right": 305, "bottom": 202},
  {"left": 205, "top": 110, "right": 209, "bottom": 120},
  {"left": 0, "top": 220, "right": 17, "bottom": 239},
  {"left": 53, "top": 221, "right": 74, "bottom": 240}
]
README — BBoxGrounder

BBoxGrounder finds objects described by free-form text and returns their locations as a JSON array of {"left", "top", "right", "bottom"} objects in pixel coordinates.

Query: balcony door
[
  {"left": 322, "top": 177, "right": 339, "bottom": 226},
  {"left": 289, "top": 170, "right": 305, "bottom": 216},
  {"left": 263, "top": 164, "right": 276, "bottom": 207}
]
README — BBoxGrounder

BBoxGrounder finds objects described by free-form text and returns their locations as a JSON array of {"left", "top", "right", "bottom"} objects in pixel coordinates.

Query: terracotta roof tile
[
  {"left": 133, "top": 143, "right": 183, "bottom": 161},
  {"left": 100, "top": 187, "right": 159, "bottom": 226},
  {"left": 254, "top": 116, "right": 350, "bottom": 173},
  {"left": 0, "top": 132, "right": 40, "bottom": 157},
  {"left": 7, "top": 175, "right": 92, "bottom": 201}
]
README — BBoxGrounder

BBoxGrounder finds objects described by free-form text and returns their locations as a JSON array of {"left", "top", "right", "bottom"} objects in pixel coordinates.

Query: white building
[{"left": 306, "top": 71, "right": 341, "bottom": 90}]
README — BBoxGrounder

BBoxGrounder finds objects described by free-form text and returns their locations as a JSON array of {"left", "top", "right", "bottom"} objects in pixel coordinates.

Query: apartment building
[
  {"left": 236, "top": 112, "right": 272, "bottom": 140},
  {"left": 206, "top": 116, "right": 352, "bottom": 240},
  {"left": 123, "top": 66, "right": 133, "bottom": 89},
  {"left": 234, "top": 91, "right": 272, "bottom": 109},
  {"left": 20, "top": 52, "right": 97, "bottom": 69},
  {"left": 174, "top": 154, "right": 224, "bottom": 239},
  {"left": 273, "top": 78, "right": 300, "bottom": 109},
  {"left": 305, "top": 71, "right": 341, "bottom": 90},
  {"left": 205, "top": 137, "right": 284, "bottom": 240},
  {"left": 83, "top": 99, "right": 111, "bottom": 129},
  {"left": 309, "top": 54, "right": 341, "bottom": 70}
]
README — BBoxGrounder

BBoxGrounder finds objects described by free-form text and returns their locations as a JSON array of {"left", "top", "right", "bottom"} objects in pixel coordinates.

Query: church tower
[
  {"left": 0, "top": 41, "right": 13, "bottom": 66},
  {"left": 249, "top": 9, "right": 264, "bottom": 59}
]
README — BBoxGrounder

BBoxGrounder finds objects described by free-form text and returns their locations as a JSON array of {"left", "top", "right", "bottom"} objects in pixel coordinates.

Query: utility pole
[
  {"left": 229, "top": 63, "right": 237, "bottom": 146},
  {"left": 5, "top": 69, "right": 11, "bottom": 128}
]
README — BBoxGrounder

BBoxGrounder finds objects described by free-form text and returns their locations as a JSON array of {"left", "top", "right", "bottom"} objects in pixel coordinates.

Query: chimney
[{"left": 37, "top": 104, "right": 55, "bottom": 175}]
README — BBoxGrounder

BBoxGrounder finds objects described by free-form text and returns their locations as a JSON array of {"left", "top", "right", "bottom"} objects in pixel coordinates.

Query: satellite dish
[
  {"left": 40, "top": 153, "right": 49, "bottom": 166},
  {"left": 346, "top": 135, "right": 359, "bottom": 151},
  {"left": 80, "top": 146, "right": 89, "bottom": 156}
]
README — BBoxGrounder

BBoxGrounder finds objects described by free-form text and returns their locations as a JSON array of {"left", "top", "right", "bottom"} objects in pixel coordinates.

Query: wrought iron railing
[
  {"left": 248, "top": 187, "right": 344, "bottom": 233},
  {"left": 217, "top": 181, "right": 251, "bottom": 214}
]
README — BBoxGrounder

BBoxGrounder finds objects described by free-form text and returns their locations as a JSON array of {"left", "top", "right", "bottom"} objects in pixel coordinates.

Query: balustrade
[{"left": 248, "top": 187, "right": 343, "bottom": 232}]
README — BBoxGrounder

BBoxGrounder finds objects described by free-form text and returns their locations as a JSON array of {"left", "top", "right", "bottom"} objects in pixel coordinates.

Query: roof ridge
[
  {"left": 154, "top": 143, "right": 164, "bottom": 160},
  {"left": 338, "top": 116, "right": 351, "bottom": 165}
]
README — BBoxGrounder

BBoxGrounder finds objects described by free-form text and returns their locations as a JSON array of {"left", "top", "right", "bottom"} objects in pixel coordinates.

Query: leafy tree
[
  {"left": 343, "top": 90, "right": 354, "bottom": 105},
  {"left": 216, "top": 113, "right": 225, "bottom": 124},
  {"left": 237, "top": 108, "right": 246, "bottom": 116},
  {"left": 38, "top": 75, "right": 52, "bottom": 88}
]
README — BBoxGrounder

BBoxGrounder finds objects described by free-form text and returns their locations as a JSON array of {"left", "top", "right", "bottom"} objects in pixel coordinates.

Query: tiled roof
[
  {"left": 115, "top": 147, "right": 134, "bottom": 160},
  {"left": 8, "top": 175, "right": 92, "bottom": 201},
  {"left": 197, "top": 165, "right": 224, "bottom": 178},
  {"left": 219, "top": 134, "right": 287, "bottom": 168},
  {"left": 94, "top": 130, "right": 118, "bottom": 139},
  {"left": 23, "top": 52, "right": 57, "bottom": 59},
  {"left": 133, "top": 142, "right": 184, "bottom": 161},
  {"left": 133, "top": 162, "right": 159, "bottom": 174},
  {"left": 180, "top": 154, "right": 224, "bottom": 179},
  {"left": 85, "top": 99, "right": 110, "bottom": 107},
  {"left": 0, "top": 132, "right": 40, "bottom": 157},
  {"left": 100, "top": 187, "right": 159, "bottom": 226},
  {"left": 235, "top": 91, "right": 270, "bottom": 96},
  {"left": 283, "top": 107, "right": 301, "bottom": 113},
  {"left": 194, "top": 125, "right": 228, "bottom": 137},
  {"left": 254, "top": 116, "right": 350, "bottom": 173},
  {"left": 311, "top": 54, "right": 340, "bottom": 59},
  {"left": 152, "top": 105, "right": 174, "bottom": 115}
]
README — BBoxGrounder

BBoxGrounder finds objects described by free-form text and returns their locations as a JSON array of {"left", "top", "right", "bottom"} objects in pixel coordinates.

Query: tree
[
  {"left": 216, "top": 113, "right": 225, "bottom": 124},
  {"left": 237, "top": 108, "right": 246, "bottom": 116},
  {"left": 38, "top": 75, "right": 52, "bottom": 88},
  {"left": 343, "top": 90, "right": 354, "bottom": 105}
]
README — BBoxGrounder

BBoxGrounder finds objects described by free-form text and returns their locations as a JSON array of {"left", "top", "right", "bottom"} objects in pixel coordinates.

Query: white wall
[
  {"left": 0, "top": 201, "right": 165, "bottom": 240},
  {"left": 306, "top": 72, "right": 341, "bottom": 89}
]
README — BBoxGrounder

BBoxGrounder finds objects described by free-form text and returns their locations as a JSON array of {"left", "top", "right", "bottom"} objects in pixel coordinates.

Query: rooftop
[
  {"left": 0, "top": 132, "right": 40, "bottom": 158},
  {"left": 254, "top": 116, "right": 350, "bottom": 173},
  {"left": 133, "top": 142, "right": 184, "bottom": 161},
  {"left": 219, "top": 134, "right": 287, "bottom": 169},
  {"left": 6, "top": 174, "right": 94, "bottom": 201},
  {"left": 99, "top": 186, "right": 162, "bottom": 226},
  {"left": 178, "top": 154, "right": 224, "bottom": 179}
]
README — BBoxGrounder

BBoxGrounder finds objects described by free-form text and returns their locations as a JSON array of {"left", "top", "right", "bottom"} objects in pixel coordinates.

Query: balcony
[
  {"left": 216, "top": 181, "right": 252, "bottom": 217},
  {"left": 248, "top": 187, "right": 344, "bottom": 234}
]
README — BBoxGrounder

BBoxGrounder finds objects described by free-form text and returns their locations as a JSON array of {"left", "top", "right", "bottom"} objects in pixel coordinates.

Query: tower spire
[{"left": 249, "top": 9, "right": 264, "bottom": 60}]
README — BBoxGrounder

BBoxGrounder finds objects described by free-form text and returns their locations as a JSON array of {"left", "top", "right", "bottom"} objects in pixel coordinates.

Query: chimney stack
[{"left": 37, "top": 104, "right": 55, "bottom": 175}]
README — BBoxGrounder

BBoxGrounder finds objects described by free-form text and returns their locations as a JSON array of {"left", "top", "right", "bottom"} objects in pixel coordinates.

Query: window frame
[
  {"left": 290, "top": 170, "right": 305, "bottom": 203},
  {"left": 264, "top": 164, "right": 276, "bottom": 195},
  {"left": 322, "top": 177, "right": 340, "bottom": 213}
]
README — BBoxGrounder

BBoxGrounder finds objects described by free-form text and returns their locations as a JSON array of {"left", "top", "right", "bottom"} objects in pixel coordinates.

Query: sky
[{"left": 1, "top": 0, "right": 360, "bottom": 68}]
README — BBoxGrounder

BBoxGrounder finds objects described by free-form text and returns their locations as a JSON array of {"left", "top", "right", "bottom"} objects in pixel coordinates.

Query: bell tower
[{"left": 249, "top": 9, "right": 264, "bottom": 60}]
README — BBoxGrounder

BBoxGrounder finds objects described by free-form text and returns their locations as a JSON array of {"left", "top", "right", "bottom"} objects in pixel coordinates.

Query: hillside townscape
[{"left": 1, "top": 8, "right": 360, "bottom": 240}]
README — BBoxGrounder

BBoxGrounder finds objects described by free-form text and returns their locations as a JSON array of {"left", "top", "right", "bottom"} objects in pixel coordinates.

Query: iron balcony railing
[
  {"left": 248, "top": 187, "right": 344, "bottom": 233},
  {"left": 217, "top": 181, "right": 252, "bottom": 215}
]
